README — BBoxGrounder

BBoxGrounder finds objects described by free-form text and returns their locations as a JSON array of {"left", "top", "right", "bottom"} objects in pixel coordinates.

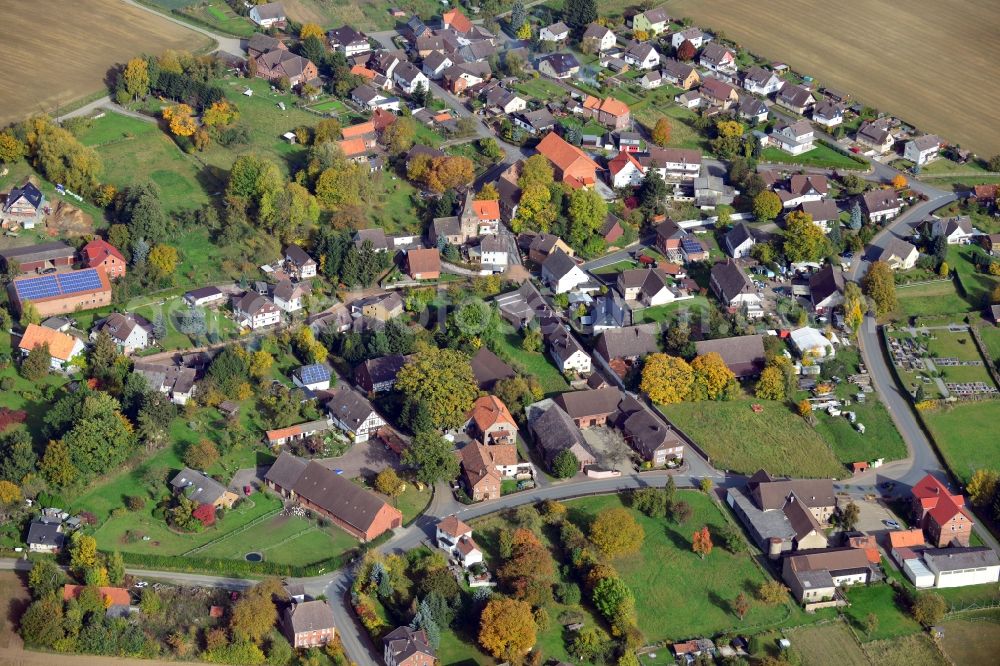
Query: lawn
[
  {"left": 633, "top": 103, "right": 708, "bottom": 152},
  {"left": 309, "top": 98, "right": 349, "bottom": 114},
  {"left": 514, "top": 77, "right": 568, "bottom": 102},
  {"left": 366, "top": 170, "right": 423, "bottom": 234},
  {"left": 841, "top": 584, "right": 921, "bottom": 642},
  {"left": 940, "top": 611, "right": 1000, "bottom": 666},
  {"left": 195, "top": 512, "right": 358, "bottom": 566},
  {"left": 864, "top": 634, "right": 947, "bottom": 666},
  {"left": 949, "top": 244, "right": 1000, "bottom": 309},
  {"left": 895, "top": 279, "right": 973, "bottom": 319},
  {"left": 660, "top": 395, "right": 847, "bottom": 478},
  {"left": 391, "top": 482, "right": 433, "bottom": 525},
  {"left": 178, "top": 0, "right": 256, "bottom": 37},
  {"left": 976, "top": 323, "right": 1000, "bottom": 362},
  {"left": 0, "top": 331, "right": 73, "bottom": 439},
  {"left": 591, "top": 259, "right": 639, "bottom": 275},
  {"left": 786, "top": 620, "right": 868, "bottom": 666},
  {"left": 925, "top": 400, "right": 1000, "bottom": 483},
  {"left": 760, "top": 143, "right": 865, "bottom": 170},
  {"left": 493, "top": 330, "right": 570, "bottom": 397},
  {"left": 633, "top": 295, "right": 714, "bottom": 323},
  {"left": 559, "top": 493, "right": 800, "bottom": 641},
  {"left": 130, "top": 295, "right": 238, "bottom": 350},
  {"left": 77, "top": 111, "right": 211, "bottom": 213}
]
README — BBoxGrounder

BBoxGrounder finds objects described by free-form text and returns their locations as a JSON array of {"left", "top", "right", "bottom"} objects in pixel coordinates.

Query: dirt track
[{"left": 670, "top": 0, "right": 1000, "bottom": 155}]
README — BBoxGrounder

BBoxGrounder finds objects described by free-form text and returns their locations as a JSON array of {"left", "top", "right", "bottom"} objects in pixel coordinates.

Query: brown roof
[
  {"left": 783, "top": 495, "right": 823, "bottom": 539},
  {"left": 553, "top": 387, "right": 621, "bottom": 420},
  {"left": 459, "top": 442, "right": 502, "bottom": 488},
  {"left": 470, "top": 347, "right": 516, "bottom": 389},
  {"left": 437, "top": 514, "right": 472, "bottom": 538},
  {"left": 594, "top": 324, "right": 659, "bottom": 361},
  {"left": 786, "top": 547, "right": 872, "bottom": 574},
  {"left": 406, "top": 248, "right": 441, "bottom": 276},
  {"left": 264, "top": 452, "right": 308, "bottom": 490},
  {"left": 285, "top": 600, "right": 336, "bottom": 635},
  {"left": 293, "top": 460, "right": 396, "bottom": 534},
  {"left": 693, "top": 335, "right": 765, "bottom": 378},
  {"left": 748, "top": 470, "right": 835, "bottom": 510}
]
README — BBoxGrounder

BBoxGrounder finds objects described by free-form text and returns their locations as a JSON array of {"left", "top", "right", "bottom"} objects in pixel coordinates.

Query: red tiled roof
[
  {"left": 81, "top": 239, "right": 125, "bottom": 267},
  {"left": 338, "top": 138, "right": 368, "bottom": 157},
  {"left": 350, "top": 65, "right": 377, "bottom": 80},
  {"left": 608, "top": 149, "right": 643, "bottom": 177},
  {"left": 599, "top": 96, "right": 630, "bottom": 117},
  {"left": 442, "top": 8, "right": 473, "bottom": 33},
  {"left": 342, "top": 121, "right": 375, "bottom": 139},
  {"left": 468, "top": 395, "right": 516, "bottom": 432},
  {"left": 472, "top": 199, "right": 500, "bottom": 221},
  {"left": 63, "top": 585, "right": 130, "bottom": 606},
  {"left": 888, "top": 529, "right": 925, "bottom": 549},
  {"left": 536, "top": 132, "right": 600, "bottom": 177},
  {"left": 438, "top": 514, "right": 472, "bottom": 537}
]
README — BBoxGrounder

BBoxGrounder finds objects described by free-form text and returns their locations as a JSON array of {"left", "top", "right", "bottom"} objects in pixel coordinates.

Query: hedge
[{"left": 108, "top": 549, "right": 356, "bottom": 579}]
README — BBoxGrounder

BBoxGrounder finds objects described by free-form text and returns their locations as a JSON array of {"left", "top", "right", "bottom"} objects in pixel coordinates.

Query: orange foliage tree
[{"left": 692, "top": 526, "right": 713, "bottom": 559}]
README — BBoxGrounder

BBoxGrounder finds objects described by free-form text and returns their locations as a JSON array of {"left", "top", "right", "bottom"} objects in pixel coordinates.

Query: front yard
[
  {"left": 760, "top": 143, "right": 866, "bottom": 170},
  {"left": 493, "top": 330, "right": 570, "bottom": 397}
]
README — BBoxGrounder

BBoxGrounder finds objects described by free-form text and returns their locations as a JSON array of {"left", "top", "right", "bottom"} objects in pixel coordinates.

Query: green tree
[
  {"left": 551, "top": 449, "right": 579, "bottom": 478},
  {"left": 107, "top": 551, "right": 126, "bottom": 586},
  {"left": 592, "top": 575, "right": 635, "bottom": 622},
  {"left": 862, "top": 260, "right": 897, "bottom": 316},
  {"left": 752, "top": 191, "right": 782, "bottom": 221},
  {"left": 839, "top": 501, "right": 860, "bottom": 530},
  {"left": 783, "top": 211, "right": 828, "bottom": 262},
  {"left": 567, "top": 188, "right": 608, "bottom": 248},
  {"left": 21, "top": 342, "right": 50, "bottom": 381},
  {"left": 563, "top": 0, "right": 598, "bottom": 31},
  {"left": 394, "top": 347, "right": 478, "bottom": 429},
  {"left": 510, "top": 0, "right": 527, "bottom": 29},
  {"left": 27, "top": 559, "right": 63, "bottom": 599},
  {"left": 911, "top": 592, "right": 946, "bottom": 626},
  {"left": 19, "top": 595, "right": 64, "bottom": 647},
  {"left": 402, "top": 431, "right": 460, "bottom": 485}
]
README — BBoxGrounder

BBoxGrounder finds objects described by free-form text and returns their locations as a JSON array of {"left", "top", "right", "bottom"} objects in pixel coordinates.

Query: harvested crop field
[
  {"left": 670, "top": 0, "right": 1000, "bottom": 155},
  {"left": 0, "top": 0, "right": 212, "bottom": 126}
]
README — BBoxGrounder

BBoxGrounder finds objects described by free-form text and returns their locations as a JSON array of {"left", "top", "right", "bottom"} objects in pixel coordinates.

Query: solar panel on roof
[
  {"left": 14, "top": 269, "right": 104, "bottom": 302},
  {"left": 299, "top": 364, "right": 330, "bottom": 384},
  {"left": 681, "top": 238, "right": 702, "bottom": 252}
]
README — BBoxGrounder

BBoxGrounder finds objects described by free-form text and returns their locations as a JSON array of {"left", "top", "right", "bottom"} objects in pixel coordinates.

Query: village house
[
  {"left": 326, "top": 387, "right": 385, "bottom": 442},
  {"left": 775, "top": 83, "right": 815, "bottom": 114},
  {"left": 249, "top": 2, "right": 285, "bottom": 27},
  {"left": 554, "top": 387, "right": 621, "bottom": 428},
  {"left": 353, "top": 291, "right": 404, "bottom": 321},
  {"left": 583, "top": 95, "right": 632, "bottom": 131},
  {"left": 0, "top": 241, "right": 75, "bottom": 274},
  {"left": 767, "top": 119, "right": 816, "bottom": 155},
  {"left": 904, "top": 135, "right": 941, "bottom": 166},
  {"left": 632, "top": 6, "right": 670, "bottom": 34},
  {"left": 328, "top": 25, "right": 369, "bottom": 57},
  {"left": 272, "top": 279, "right": 309, "bottom": 313},
  {"left": 782, "top": 548, "right": 875, "bottom": 604},
  {"left": 234, "top": 292, "right": 281, "bottom": 330},
  {"left": 393, "top": 61, "right": 430, "bottom": 95},
  {"left": 541, "top": 249, "right": 589, "bottom": 294},
  {"left": 539, "top": 21, "right": 570, "bottom": 43},
  {"left": 608, "top": 150, "right": 645, "bottom": 188},
  {"left": 1, "top": 181, "right": 45, "bottom": 230},
  {"left": 727, "top": 470, "right": 835, "bottom": 556},
  {"left": 671, "top": 27, "right": 707, "bottom": 49},
  {"left": 547, "top": 325, "right": 593, "bottom": 374},
  {"left": 170, "top": 467, "right": 238, "bottom": 512},
  {"left": 265, "top": 419, "right": 336, "bottom": 448},
  {"left": 616, "top": 268, "right": 677, "bottom": 307},
  {"left": 526, "top": 232, "right": 574, "bottom": 265},
  {"left": 292, "top": 363, "right": 332, "bottom": 391},
  {"left": 253, "top": 48, "right": 318, "bottom": 88},
  {"left": 184, "top": 286, "right": 225, "bottom": 308},
  {"left": 355, "top": 354, "right": 410, "bottom": 394},
  {"left": 471, "top": 235, "right": 508, "bottom": 272},
  {"left": 912, "top": 474, "right": 974, "bottom": 547},
  {"left": 285, "top": 244, "right": 318, "bottom": 279},
  {"left": 265, "top": 452, "right": 402, "bottom": 540},
  {"left": 435, "top": 515, "right": 483, "bottom": 568},
  {"left": 779, "top": 174, "right": 829, "bottom": 208},
  {"left": 623, "top": 42, "right": 661, "bottom": 70},
  {"left": 593, "top": 324, "right": 659, "bottom": 369},
  {"left": 470, "top": 347, "right": 516, "bottom": 390},
  {"left": 699, "top": 77, "right": 739, "bottom": 109},
  {"left": 862, "top": 189, "right": 904, "bottom": 224},
  {"left": 480, "top": 82, "right": 527, "bottom": 114},
  {"left": 693, "top": 169, "right": 736, "bottom": 208},
  {"left": 699, "top": 43, "right": 736, "bottom": 75},
  {"left": 458, "top": 442, "right": 502, "bottom": 501},
  {"left": 643, "top": 146, "right": 703, "bottom": 181},
  {"left": 616, "top": 394, "right": 685, "bottom": 465},
  {"left": 80, "top": 239, "right": 126, "bottom": 279},
  {"left": 737, "top": 96, "right": 769, "bottom": 124},
  {"left": 406, "top": 248, "right": 441, "bottom": 280},
  {"left": 384, "top": 626, "right": 437, "bottom": 666},
  {"left": 92, "top": 312, "right": 153, "bottom": 353},
  {"left": 661, "top": 59, "right": 700, "bottom": 90},
  {"left": 513, "top": 108, "right": 556, "bottom": 136},
  {"left": 856, "top": 118, "right": 895, "bottom": 154},
  {"left": 582, "top": 23, "right": 617, "bottom": 52},
  {"left": 282, "top": 600, "right": 336, "bottom": 649},
  {"left": 466, "top": 395, "right": 517, "bottom": 445},
  {"left": 421, "top": 51, "right": 453, "bottom": 79},
  {"left": 711, "top": 260, "right": 763, "bottom": 317},
  {"left": 442, "top": 61, "right": 492, "bottom": 95},
  {"left": 695, "top": 334, "right": 766, "bottom": 379},
  {"left": 723, "top": 221, "right": 763, "bottom": 259},
  {"left": 920, "top": 216, "right": 976, "bottom": 245},
  {"left": 812, "top": 99, "right": 844, "bottom": 127},
  {"left": 529, "top": 402, "right": 596, "bottom": 470},
  {"left": 133, "top": 359, "right": 197, "bottom": 405},
  {"left": 537, "top": 52, "right": 581, "bottom": 79},
  {"left": 18, "top": 324, "right": 84, "bottom": 370},
  {"left": 809, "top": 264, "right": 845, "bottom": 314},
  {"left": 26, "top": 519, "right": 64, "bottom": 553},
  {"left": 742, "top": 66, "right": 784, "bottom": 95},
  {"left": 800, "top": 199, "right": 841, "bottom": 232}
]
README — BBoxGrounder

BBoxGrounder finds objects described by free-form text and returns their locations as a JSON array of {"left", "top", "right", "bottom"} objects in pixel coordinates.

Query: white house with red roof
[
  {"left": 436, "top": 515, "right": 483, "bottom": 568},
  {"left": 608, "top": 150, "right": 645, "bottom": 188}
]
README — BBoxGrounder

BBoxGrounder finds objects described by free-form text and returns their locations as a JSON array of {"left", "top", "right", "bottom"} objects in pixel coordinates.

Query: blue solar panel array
[
  {"left": 681, "top": 238, "right": 703, "bottom": 253},
  {"left": 14, "top": 269, "right": 104, "bottom": 301},
  {"left": 298, "top": 364, "right": 331, "bottom": 384}
]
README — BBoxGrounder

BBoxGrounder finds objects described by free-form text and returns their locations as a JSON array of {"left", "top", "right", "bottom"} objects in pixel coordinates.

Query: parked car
[{"left": 883, "top": 519, "right": 901, "bottom": 530}]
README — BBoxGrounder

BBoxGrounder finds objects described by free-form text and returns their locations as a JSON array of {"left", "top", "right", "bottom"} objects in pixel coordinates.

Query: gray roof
[
  {"left": 326, "top": 387, "right": 377, "bottom": 429},
  {"left": 583, "top": 23, "right": 613, "bottom": 40},
  {"left": 97, "top": 312, "right": 151, "bottom": 343},
  {"left": 639, "top": 6, "right": 670, "bottom": 23},
  {"left": 863, "top": 188, "right": 902, "bottom": 214},
  {"left": 662, "top": 58, "right": 697, "bottom": 82},
  {"left": 354, "top": 228, "right": 391, "bottom": 250},
  {"left": 747, "top": 469, "right": 835, "bottom": 509},
  {"left": 694, "top": 334, "right": 766, "bottom": 378},
  {"left": 253, "top": 2, "right": 285, "bottom": 20},
  {"left": 285, "top": 600, "right": 336, "bottom": 635},
  {"left": 710, "top": 260, "right": 755, "bottom": 304},
  {"left": 494, "top": 281, "right": 552, "bottom": 327},
  {"left": 170, "top": 467, "right": 229, "bottom": 505},
  {"left": 265, "top": 451, "right": 309, "bottom": 490},
  {"left": 724, "top": 221, "right": 760, "bottom": 255},
  {"left": 743, "top": 65, "right": 777, "bottom": 86},
  {"left": 617, "top": 395, "right": 683, "bottom": 459},
  {"left": 384, "top": 626, "right": 435, "bottom": 663},
  {"left": 923, "top": 547, "right": 1000, "bottom": 571},
  {"left": 547, "top": 326, "right": 587, "bottom": 364},
  {"left": 778, "top": 83, "right": 813, "bottom": 107},
  {"left": 236, "top": 291, "right": 277, "bottom": 316},
  {"left": 543, "top": 248, "right": 579, "bottom": 280},
  {"left": 908, "top": 134, "right": 940, "bottom": 151},
  {"left": 554, "top": 387, "right": 621, "bottom": 420},
  {"left": 0, "top": 241, "right": 74, "bottom": 265},
  {"left": 470, "top": 347, "right": 516, "bottom": 389},
  {"left": 26, "top": 520, "right": 64, "bottom": 548},
  {"left": 800, "top": 198, "right": 840, "bottom": 222},
  {"left": 543, "top": 21, "right": 570, "bottom": 36},
  {"left": 530, "top": 403, "right": 594, "bottom": 463},
  {"left": 539, "top": 52, "right": 580, "bottom": 74},
  {"left": 812, "top": 99, "right": 843, "bottom": 119},
  {"left": 594, "top": 324, "right": 659, "bottom": 361},
  {"left": 700, "top": 42, "right": 733, "bottom": 66},
  {"left": 809, "top": 264, "right": 845, "bottom": 305},
  {"left": 328, "top": 25, "right": 366, "bottom": 47}
]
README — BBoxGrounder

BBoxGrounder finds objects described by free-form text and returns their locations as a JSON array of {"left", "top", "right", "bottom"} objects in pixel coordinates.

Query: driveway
[
  {"left": 849, "top": 496, "right": 904, "bottom": 534},
  {"left": 317, "top": 439, "right": 400, "bottom": 479}
]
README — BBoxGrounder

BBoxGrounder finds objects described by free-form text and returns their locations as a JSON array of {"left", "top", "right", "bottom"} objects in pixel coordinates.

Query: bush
[
  {"left": 0, "top": 377, "right": 14, "bottom": 391},
  {"left": 125, "top": 496, "right": 146, "bottom": 512},
  {"left": 554, "top": 581, "right": 581, "bottom": 605}
]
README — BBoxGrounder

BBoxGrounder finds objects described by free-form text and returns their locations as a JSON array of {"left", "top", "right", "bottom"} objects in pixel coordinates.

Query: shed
[{"left": 904, "top": 557, "right": 935, "bottom": 588}]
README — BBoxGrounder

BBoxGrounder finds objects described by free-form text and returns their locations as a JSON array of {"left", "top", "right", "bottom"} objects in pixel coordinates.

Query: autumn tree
[
  {"left": 0, "top": 480, "right": 21, "bottom": 518},
  {"left": 479, "top": 597, "right": 536, "bottom": 660},
  {"left": 202, "top": 100, "right": 239, "bottom": 127},
  {"left": 692, "top": 526, "right": 713, "bottom": 559},
  {"left": 757, "top": 580, "right": 789, "bottom": 605},
  {"left": 752, "top": 190, "right": 782, "bottom": 221},
  {"left": 652, "top": 117, "right": 671, "bottom": 147},
  {"left": 300, "top": 22, "right": 325, "bottom": 39},
  {"left": 891, "top": 174, "right": 908, "bottom": 189},
  {"left": 797, "top": 399, "right": 812, "bottom": 417},
  {"left": 677, "top": 39, "right": 696, "bottom": 61},
  {"left": 123, "top": 57, "right": 150, "bottom": 101},
  {"left": 40, "top": 439, "right": 77, "bottom": 487},
  {"left": 640, "top": 353, "right": 693, "bottom": 404},
  {"left": 590, "top": 507, "right": 645, "bottom": 557},
  {"left": 19, "top": 595, "right": 64, "bottom": 647},
  {"left": 476, "top": 183, "right": 500, "bottom": 200},
  {"left": 0, "top": 132, "right": 25, "bottom": 164},
  {"left": 567, "top": 187, "right": 607, "bottom": 247},
  {"left": 911, "top": 592, "right": 946, "bottom": 626},
  {"left": 862, "top": 260, "right": 897, "bottom": 317},
  {"left": 230, "top": 582, "right": 279, "bottom": 643},
  {"left": 382, "top": 116, "right": 417, "bottom": 155},
  {"left": 755, "top": 364, "right": 786, "bottom": 401},
  {"left": 148, "top": 244, "right": 179, "bottom": 280},
  {"left": 69, "top": 532, "right": 99, "bottom": 572},
  {"left": 374, "top": 468, "right": 405, "bottom": 498},
  {"left": 184, "top": 439, "right": 220, "bottom": 470},
  {"left": 162, "top": 104, "right": 197, "bottom": 137},
  {"left": 783, "top": 211, "right": 828, "bottom": 263},
  {"left": 843, "top": 281, "right": 865, "bottom": 336},
  {"left": 395, "top": 347, "right": 478, "bottom": 429},
  {"left": 967, "top": 469, "right": 1000, "bottom": 507},
  {"left": 691, "top": 352, "right": 737, "bottom": 401},
  {"left": 734, "top": 592, "right": 751, "bottom": 620}
]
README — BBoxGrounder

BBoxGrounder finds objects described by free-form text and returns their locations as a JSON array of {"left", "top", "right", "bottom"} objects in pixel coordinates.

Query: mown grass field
[
  {"left": 842, "top": 584, "right": 921, "bottom": 642},
  {"left": 633, "top": 103, "right": 708, "bottom": 152},
  {"left": 940, "top": 611, "right": 1000, "bottom": 666},
  {"left": 760, "top": 144, "right": 865, "bottom": 170},
  {"left": 660, "top": 396, "right": 846, "bottom": 478},
  {"left": 786, "top": 621, "right": 868, "bottom": 666},
  {"left": 78, "top": 112, "right": 211, "bottom": 212},
  {"left": 864, "top": 634, "right": 946, "bottom": 666},
  {"left": 895, "top": 279, "right": 973, "bottom": 319},
  {"left": 949, "top": 244, "right": 1000, "bottom": 308},
  {"left": 0, "top": 0, "right": 211, "bottom": 126},
  {"left": 925, "top": 400, "right": 1000, "bottom": 483},
  {"left": 196, "top": 512, "right": 358, "bottom": 566},
  {"left": 669, "top": 0, "right": 1000, "bottom": 156}
]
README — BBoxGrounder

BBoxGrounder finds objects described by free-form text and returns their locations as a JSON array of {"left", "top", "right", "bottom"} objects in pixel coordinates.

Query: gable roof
[
  {"left": 789, "top": 174, "right": 829, "bottom": 197},
  {"left": 468, "top": 395, "right": 516, "bottom": 432},
  {"left": 384, "top": 626, "right": 436, "bottom": 663},
  {"left": 293, "top": 458, "right": 395, "bottom": 532},
  {"left": 583, "top": 23, "right": 614, "bottom": 39},
  {"left": 710, "top": 260, "right": 755, "bottom": 304},
  {"left": 437, "top": 514, "right": 472, "bottom": 538},
  {"left": 407, "top": 247, "right": 441, "bottom": 275},
  {"left": 809, "top": 264, "right": 844, "bottom": 304},
  {"left": 63, "top": 585, "right": 130, "bottom": 607},
  {"left": 536, "top": 132, "right": 600, "bottom": 177},
  {"left": 442, "top": 7, "right": 473, "bottom": 33},
  {"left": 96, "top": 312, "right": 152, "bottom": 344},
  {"left": 81, "top": 239, "right": 125, "bottom": 267},
  {"left": 543, "top": 21, "right": 570, "bottom": 35},
  {"left": 862, "top": 188, "right": 902, "bottom": 213},
  {"left": 326, "top": 387, "right": 377, "bottom": 429},
  {"left": 530, "top": 403, "right": 593, "bottom": 460},
  {"left": 554, "top": 387, "right": 621, "bottom": 420},
  {"left": 170, "top": 467, "right": 230, "bottom": 505},
  {"left": 638, "top": 6, "right": 670, "bottom": 24},
  {"left": 594, "top": 324, "right": 659, "bottom": 360},
  {"left": 923, "top": 547, "right": 999, "bottom": 572},
  {"left": 285, "top": 600, "right": 336, "bottom": 634},
  {"left": 747, "top": 470, "right": 835, "bottom": 510},
  {"left": 700, "top": 42, "right": 734, "bottom": 65},
  {"left": 888, "top": 528, "right": 925, "bottom": 549},
  {"left": 539, "top": 52, "right": 580, "bottom": 74},
  {"left": 18, "top": 324, "right": 79, "bottom": 361},
  {"left": 800, "top": 198, "right": 840, "bottom": 222},
  {"left": 778, "top": 83, "right": 814, "bottom": 107},
  {"left": 744, "top": 65, "right": 778, "bottom": 86},
  {"left": 724, "top": 221, "right": 760, "bottom": 254},
  {"left": 265, "top": 451, "right": 309, "bottom": 489},
  {"left": 700, "top": 77, "right": 736, "bottom": 102},
  {"left": 693, "top": 334, "right": 765, "bottom": 378},
  {"left": 542, "top": 248, "right": 580, "bottom": 280}
]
